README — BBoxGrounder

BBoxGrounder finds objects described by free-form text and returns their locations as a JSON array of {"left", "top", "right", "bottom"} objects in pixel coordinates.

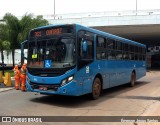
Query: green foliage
[
  {"left": 0, "top": 39, "right": 10, "bottom": 50},
  {"left": 4, "top": 70, "right": 14, "bottom": 77},
  {"left": 2, "top": 40, "right": 10, "bottom": 50},
  {"left": 3, "top": 13, "right": 20, "bottom": 49},
  {"left": 18, "top": 14, "right": 49, "bottom": 43},
  {"left": 18, "top": 14, "right": 33, "bottom": 43},
  {"left": 0, "top": 12, "right": 49, "bottom": 66},
  {"left": 1, "top": 13, "right": 49, "bottom": 49},
  {"left": 0, "top": 23, "right": 8, "bottom": 41}
]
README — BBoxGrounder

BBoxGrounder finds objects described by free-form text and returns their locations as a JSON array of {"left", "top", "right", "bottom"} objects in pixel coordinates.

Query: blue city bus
[{"left": 21, "top": 24, "right": 146, "bottom": 99}]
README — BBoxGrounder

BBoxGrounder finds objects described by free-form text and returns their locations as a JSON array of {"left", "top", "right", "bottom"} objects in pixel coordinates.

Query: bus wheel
[
  {"left": 130, "top": 72, "right": 136, "bottom": 87},
  {"left": 91, "top": 77, "right": 101, "bottom": 100}
]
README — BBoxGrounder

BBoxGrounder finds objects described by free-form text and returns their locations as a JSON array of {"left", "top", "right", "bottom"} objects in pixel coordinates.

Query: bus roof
[
  {"left": 31, "top": 24, "right": 146, "bottom": 48},
  {"left": 76, "top": 24, "right": 146, "bottom": 48}
]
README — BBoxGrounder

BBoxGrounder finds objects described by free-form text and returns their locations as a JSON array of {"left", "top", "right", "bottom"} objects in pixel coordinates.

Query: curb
[
  {"left": 0, "top": 87, "right": 14, "bottom": 93},
  {"left": 0, "top": 78, "right": 15, "bottom": 92}
]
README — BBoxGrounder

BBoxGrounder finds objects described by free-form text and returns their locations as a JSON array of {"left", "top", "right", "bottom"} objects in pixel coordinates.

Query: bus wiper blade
[{"left": 63, "top": 63, "right": 71, "bottom": 67}]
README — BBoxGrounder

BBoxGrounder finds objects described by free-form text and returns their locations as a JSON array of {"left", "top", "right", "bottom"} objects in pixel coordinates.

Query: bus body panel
[
  {"left": 26, "top": 67, "right": 85, "bottom": 96},
  {"left": 24, "top": 24, "right": 146, "bottom": 97},
  {"left": 27, "top": 67, "right": 77, "bottom": 84},
  {"left": 92, "top": 60, "right": 146, "bottom": 89},
  {"left": 26, "top": 80, "right": 82, "bottom": 96}
]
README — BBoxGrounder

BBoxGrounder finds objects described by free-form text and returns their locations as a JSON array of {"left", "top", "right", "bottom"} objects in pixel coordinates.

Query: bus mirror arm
[{"left": 21, "top": 40, "right": 28, "bottom": 65}]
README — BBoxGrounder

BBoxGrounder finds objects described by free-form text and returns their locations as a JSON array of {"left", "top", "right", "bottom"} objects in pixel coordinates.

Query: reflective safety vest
[
  {"left": 14, "top": 70, "right": 20, "bottom": 76},
  {"left": 21, "top": 67, "right": 26, "bottom": 75}
]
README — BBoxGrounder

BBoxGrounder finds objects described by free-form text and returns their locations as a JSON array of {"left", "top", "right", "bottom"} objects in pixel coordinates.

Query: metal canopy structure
[{"left": 93, "top": 24, "right": 160, "bottom": 47}]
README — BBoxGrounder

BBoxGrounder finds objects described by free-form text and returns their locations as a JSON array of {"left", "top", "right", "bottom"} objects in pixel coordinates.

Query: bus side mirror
[
  {"left": 82, "top": 40, "right": 87, "bottom": 52},
  {"left": 81, "top": 39, "right": 88, "bottom": 59}
]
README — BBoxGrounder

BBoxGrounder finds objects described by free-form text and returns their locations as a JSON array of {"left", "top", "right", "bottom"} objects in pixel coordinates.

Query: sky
[{"left": 0, "top": 0, "right": 160, "bottom": 17}]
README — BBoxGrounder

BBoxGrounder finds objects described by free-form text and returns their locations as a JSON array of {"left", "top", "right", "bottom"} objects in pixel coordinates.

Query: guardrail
[
  {"left": 43, "top": 9, "right": 160, "bottom": 20},
  {"left": 1, "top": 9, "right": 160, "bottom": 21}
]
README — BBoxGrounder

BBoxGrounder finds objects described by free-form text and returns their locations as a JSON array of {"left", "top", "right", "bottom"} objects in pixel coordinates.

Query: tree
[
  {"left": 2, "top": 13, "right": 49, "bottom": 67},
  {"left": 3, "top": 13, "right": 20, "bottom": 67},
  {"left": 18, "top": 14, "right": 49, "bottom": 64},
  {"left": 0, "top": 23, "right": 11, "bottom": 74},
  {"left": 17, "top": 14, "right": 33, "bottom": 43},
  {"left": 0, "top": 40, "right": 10, "bottom": 75},
  {"left": 18, "top": 14, "right": 48, "bottom": 43}
]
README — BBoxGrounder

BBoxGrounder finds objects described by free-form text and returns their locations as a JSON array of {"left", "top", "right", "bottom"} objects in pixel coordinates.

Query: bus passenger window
[
  {"left": 116, "top": 51, "right": 123, "bottom": 60},
  {"left": 124, "top": 44, "right": 128, "bottom": 51},
  {"left": 107, "top": 39, "right": 114, "bottom": 49},
  {"left": 135, "top": 46, "right": 138, "bottom": 53},
  {"left": 101, "top": 52, "right": 106, "bottom": 59},
  {"left": 108, "top": 50, "right": 116, "bottom": 60},
  {"left": 96, "top": 36, "right": 106, "bottom": 59},
  {"left": 123, "top": 52, "right": 129, "bottom": 60},
  {"left": 135, "top": 54, "right": 139, "bottom": 60},
  {"left": 142, "top": 55, "right": 146, "bottom": 60},
  {"left": 97, "top": 53, "right": 101, "bottom": 59},
  {"left": 131, "top": 53, "right": 135, "bottom": 60},
  {"left": 97, "top": 37, "right": 106, "bottom": 48},
  {"left": 85, "top": 40, "right": 93, "bottom": 59},
  {"left": 117, "top": 41, "right": 123, "bottom": 50}
]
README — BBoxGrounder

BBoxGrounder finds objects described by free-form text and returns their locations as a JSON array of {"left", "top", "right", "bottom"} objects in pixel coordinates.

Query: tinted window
[
  {"left": 97, "top": 37, "right": 106, "bottom": 47},
  {"left": 108, "top": 50, "right": 116, "bottom": 60},
  {"left": 107, "top": 39, "right": 115, "bottom": 50},
  {"left": 117, "top": 41, "right": 122, "bottom": 50},
  {"left": 124, "top": 44, "right": 128, "bottom": 51},
  {"left": 96, "top": 36, "right": 106, "bottom": 59}
]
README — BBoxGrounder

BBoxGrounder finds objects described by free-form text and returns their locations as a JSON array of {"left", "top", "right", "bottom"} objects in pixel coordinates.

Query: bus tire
[
  {"left": 130, "top": 72, "right": 136, "bottom": 87},
  {"left": 91, "top": 77, "right": 101, "bottom": 100}
]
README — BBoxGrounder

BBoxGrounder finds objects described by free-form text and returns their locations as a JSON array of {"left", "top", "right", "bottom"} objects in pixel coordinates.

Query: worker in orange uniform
[
  {"left": 13, "top": 65, "right": 20, "bottom": 90},
  {"left": 20, "top": 63, "right": 27, "bottom": 91}
]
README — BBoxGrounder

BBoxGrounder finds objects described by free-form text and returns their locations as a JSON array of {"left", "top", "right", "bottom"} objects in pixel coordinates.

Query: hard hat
[
  {"left": 14, "top": 65, "right": 18, "bottom": 70},
  {"left": 23, "top": 63, "right": 27, "bottom": 66}
]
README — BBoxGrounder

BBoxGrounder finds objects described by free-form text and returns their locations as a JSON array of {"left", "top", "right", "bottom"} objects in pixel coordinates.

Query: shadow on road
[
  {"left": 102, "top": 81, "right": 160, "bottom": 101},
  {"left": 114, "top": 95, "right": 160, "bottom": 101},
  {"left": 30, "top": 80, "right": 150, "bottom": 108},
  {"left": 101, "top": 81, "right": 150, "bottom": 97}
]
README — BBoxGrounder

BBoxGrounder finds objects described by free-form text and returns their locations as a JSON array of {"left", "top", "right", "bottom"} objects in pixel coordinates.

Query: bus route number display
[
  {"left": 34, "top": 28, "right": 62, "bottom": 37},
  {"left": 46, "top": 28, "right": 62, "bottom": 35}
]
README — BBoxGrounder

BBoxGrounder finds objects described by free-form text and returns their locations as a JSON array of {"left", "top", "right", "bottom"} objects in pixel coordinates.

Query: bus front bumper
[{"left": 26, "top": 80, "right": 83, "bottom": 96}]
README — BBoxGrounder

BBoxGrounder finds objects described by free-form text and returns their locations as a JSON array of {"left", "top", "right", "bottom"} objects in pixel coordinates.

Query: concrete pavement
[{"left": 0, "top": 71, "right": 160, "bottom": 125}]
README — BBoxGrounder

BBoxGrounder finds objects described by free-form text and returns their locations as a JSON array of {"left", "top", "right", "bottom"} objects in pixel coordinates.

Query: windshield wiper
[{"left": 63, "top": 63, "right": 71, "bottom": 67}]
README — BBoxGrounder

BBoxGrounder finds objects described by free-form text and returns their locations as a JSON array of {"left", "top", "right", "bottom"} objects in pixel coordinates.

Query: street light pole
[
  {"left": 2, "top": 53, "right": 4, "bottom": 75},
  {"left": 0, "top": 19, "right": 5, "bottom": 75},
  {"left": 54, "top": 0, "right": 55, "bottom": 19},
  {"left": 136, "top": 0, "right": 137, "bottom": 15}
]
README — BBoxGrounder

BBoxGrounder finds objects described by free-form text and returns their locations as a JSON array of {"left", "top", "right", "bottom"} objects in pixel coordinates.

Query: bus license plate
[{"left": 39, "top": 86, "right": 48, "bottom": 90}]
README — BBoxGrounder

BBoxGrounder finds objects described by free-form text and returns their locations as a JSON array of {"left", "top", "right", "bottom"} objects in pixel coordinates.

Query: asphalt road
[{"left": 0, "top": 71, "right": 160, "bottom": 125}]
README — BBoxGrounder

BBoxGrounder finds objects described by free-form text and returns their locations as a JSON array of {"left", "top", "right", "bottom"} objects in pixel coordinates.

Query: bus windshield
[{"left": 27, "top": 37, "right": 76, "bottom": 68}]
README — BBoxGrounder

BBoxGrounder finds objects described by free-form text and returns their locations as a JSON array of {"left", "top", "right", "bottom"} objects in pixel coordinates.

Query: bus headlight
[
  {"left": 68, "top": 76, "right": 73, "bottom": 82},
  {"left": 61, "top": 75, "right": 74, "bottom": 86},
  {"left": 62, "top": 79, "right": 67, "bottom": 85}
]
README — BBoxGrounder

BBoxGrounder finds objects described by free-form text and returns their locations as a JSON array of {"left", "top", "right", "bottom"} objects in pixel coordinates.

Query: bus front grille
[
  {"left": 27, "top": 66, "right": 75, "bottom": 77},
  {"left": 30, "top": 82, "right": 61, "bottom": 91}
]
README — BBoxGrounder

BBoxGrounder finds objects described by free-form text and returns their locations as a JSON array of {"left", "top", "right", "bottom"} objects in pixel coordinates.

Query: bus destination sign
[
  {"left": 34, "top": 28, "right": 62, "bottom": 37},
  {"left": 30, "top": 26, "right": 73, "bottom": 38}
]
